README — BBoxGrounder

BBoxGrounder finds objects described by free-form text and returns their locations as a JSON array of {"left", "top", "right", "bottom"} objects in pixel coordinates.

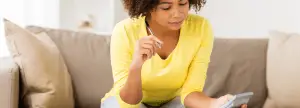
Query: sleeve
[
  {"left": 180, "top": 19, "right": 214, "bottom": 104},
  {"left": 110, "top": 22, "right": 141, "bottom": 108}
]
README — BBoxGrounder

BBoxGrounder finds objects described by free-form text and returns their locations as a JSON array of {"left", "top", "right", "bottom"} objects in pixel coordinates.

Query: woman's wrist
[{"left": 130, "top": 58, "right": 144, "bottom": 70}]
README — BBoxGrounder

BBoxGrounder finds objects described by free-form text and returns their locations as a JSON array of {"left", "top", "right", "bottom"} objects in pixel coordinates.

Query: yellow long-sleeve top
[{"left": 102, "top": 14, "right": 214, "bottom": 108}]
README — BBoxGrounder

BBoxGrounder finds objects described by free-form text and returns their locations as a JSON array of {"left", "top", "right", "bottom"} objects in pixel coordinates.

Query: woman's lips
[{"left": 168, "top": 21, "right": 183, "bottom": 26}]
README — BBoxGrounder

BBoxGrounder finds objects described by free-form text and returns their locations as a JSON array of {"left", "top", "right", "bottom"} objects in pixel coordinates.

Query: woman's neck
[{"left": 146, "top": 17, "right": 179, "bottom": 37}]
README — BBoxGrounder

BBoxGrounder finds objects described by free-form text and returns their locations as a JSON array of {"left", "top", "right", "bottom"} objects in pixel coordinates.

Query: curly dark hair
[{"left": 123, "top": 0, "right": 206, "bottom": 18}]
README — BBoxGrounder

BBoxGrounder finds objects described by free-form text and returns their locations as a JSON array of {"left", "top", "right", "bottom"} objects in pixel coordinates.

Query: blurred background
[{"left": 1, "top": 0, "right": 300, "bottom": 57}]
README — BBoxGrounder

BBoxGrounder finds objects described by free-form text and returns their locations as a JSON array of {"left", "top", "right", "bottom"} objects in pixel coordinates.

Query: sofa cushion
[
  {"left": 204, "top": 38, "right": 268, "bottom": 108},
  {"left": 26, "top": 26, "right": 113, "bottom": 108},
  {"left": 4, "top": 20, "right": 74, "bottom": 108},
  {"left": 264, "top": 31, "right": 300, "bottom": 108}
]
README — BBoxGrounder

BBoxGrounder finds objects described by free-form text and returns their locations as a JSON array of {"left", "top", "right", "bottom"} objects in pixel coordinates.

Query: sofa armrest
[{"left": 0, "top": 57, "right": 19, "bottom": 108}]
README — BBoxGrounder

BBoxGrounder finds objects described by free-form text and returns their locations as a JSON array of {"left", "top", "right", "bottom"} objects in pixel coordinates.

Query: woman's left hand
[
  {"left": 211, "top": 94, "right": 248, "bottom": 108},
  {"left": 241, "top": 104, "right": 247, "bottom": 108}
]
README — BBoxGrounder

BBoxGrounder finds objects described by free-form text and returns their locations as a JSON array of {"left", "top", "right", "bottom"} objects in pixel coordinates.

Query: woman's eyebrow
[
  {"left": 159, "top": 0, "right": 185, "bottom": 5},
  {"left": 159, "top": 2, "right": 172, "bottom": 5}
]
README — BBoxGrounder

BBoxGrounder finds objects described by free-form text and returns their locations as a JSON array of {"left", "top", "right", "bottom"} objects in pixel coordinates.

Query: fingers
[
  {"left": 225, "top": 94, "right": 234, "bottom": 100},
  {"left": 144, "top": 40, "right": 157, "bottom": 52},
  {"left": 141, "top": 43, "right": 155, "bottom": 56},
  {"left": 223, "top": 95, "right": 247, "bottom": 108},
  {"left": 215, "top": 94, "right": 247, "bottom": 108},
  {"left": 135, "top": 35, "right": 163, "bottom": 61},
  {"left": 241, "top": 104, "right": 247, "bottom": 108},
  {"left": 147, "top": 35, "right": 163, "bottom": 49},
  {"left": 149, "top": 35, "right": 163, "bottom": 44},
  {"left": 140, "top": 36, "right": 160, "bottom": 55},
  {"left": 216, "top": 94, "right": 234, "bottom": 106},
  {"left": 220, "top": 94, "right": 233, "bottom": 102},
  {"left": 140, "top": 48, "right": 152, "bottom": 59}
]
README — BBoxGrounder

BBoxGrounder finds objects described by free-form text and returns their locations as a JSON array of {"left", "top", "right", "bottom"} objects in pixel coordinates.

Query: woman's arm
[
  {"left": 181, "top": 19, "right": 215, "bottom": 108},
  {"left": 119, "top": 61, "right": 143, "bottom": 104},
  {"left": 110, "top": 22, "right": 161, "bottom": 106},
  {"left": 110, "top": 22, "right": 143, "bottom": 106},
  {"left": 181, "top": 19, "right": 247, "bottom": 108}
]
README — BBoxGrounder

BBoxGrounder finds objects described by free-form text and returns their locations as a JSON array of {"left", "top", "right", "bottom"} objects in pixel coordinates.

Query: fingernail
[
  {"left": 156, "top": 40, "right": 163, "bottom": 44},
  {"left": 159, "top": 41, "right": 163, "bottom": 45},
  {"left": 156, "top": 42, "right": 161, "bottom": 49}
]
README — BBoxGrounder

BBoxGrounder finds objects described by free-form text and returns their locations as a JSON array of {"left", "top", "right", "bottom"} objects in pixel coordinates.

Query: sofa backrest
[
  {"left": 26, "top": 26, "right": 269, "bottom": 108},
  {"left": 204, "top": 38, "right": 269, "bottom": 108}
]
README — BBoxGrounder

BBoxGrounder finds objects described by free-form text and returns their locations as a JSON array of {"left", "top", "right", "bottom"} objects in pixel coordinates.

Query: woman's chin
[
  {"left": 167, "top": 24, "right": 183, "bottom": 30},
  {"left": 168, "top": 25, "right": 181, "bottom": 31},
  {"left": 168, "top": 26, "right": 182, "bottom": 31}
]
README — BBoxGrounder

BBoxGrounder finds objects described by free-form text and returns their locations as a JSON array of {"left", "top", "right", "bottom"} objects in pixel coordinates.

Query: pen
[{"left": 146, "top": 26, "right": 162, "bottom": 49}]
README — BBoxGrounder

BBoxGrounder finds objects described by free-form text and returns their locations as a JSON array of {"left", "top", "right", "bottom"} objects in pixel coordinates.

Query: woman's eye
[
  {"left": 162, "top": 7, "right": 171, "bottom": 10},
  {"left": 160, "top": 6, "right": 171, "bottom": 10},
  {"left": 179, "top": 2, "right": 188, "bottom": 6}
]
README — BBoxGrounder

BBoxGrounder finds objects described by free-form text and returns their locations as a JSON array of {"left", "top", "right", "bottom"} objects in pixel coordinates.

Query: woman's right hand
[{"left": 131, "top": 35, "right": 163, "bottom": 67}]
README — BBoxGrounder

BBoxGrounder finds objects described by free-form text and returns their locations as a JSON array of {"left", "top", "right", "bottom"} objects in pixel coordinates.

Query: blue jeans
[{"left": 101, "top": 96, "right": 185, "bottom": 108}]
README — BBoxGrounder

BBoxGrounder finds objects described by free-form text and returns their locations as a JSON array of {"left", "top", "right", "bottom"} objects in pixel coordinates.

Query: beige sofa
[{"left": 0, "top": 26, "right": 269, "bottom": 108}]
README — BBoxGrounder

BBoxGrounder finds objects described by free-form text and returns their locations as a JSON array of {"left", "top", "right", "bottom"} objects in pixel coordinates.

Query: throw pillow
[
  {"left": 4, "top": 19, "right": 74, "bottom": 108},
  {"left": 264, "top": 31, "right": 300, "bottom": 108}
]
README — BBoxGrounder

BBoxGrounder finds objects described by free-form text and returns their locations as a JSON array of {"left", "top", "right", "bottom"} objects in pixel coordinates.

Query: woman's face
[{"left": 150, "top": 0, "right": 189, "bottom": 30}]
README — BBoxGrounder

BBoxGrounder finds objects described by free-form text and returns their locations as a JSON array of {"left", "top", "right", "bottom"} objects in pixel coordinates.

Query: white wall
[
  {"left": 196, "top": 0, "right": 300, "bottom": 38},
  {"left": 24, "top": 0, "right": 60, "bottom": 28},
  {"left": 0, "top": 0, "right": 59, "bottom": 28},
  {"left": 0, "top": 17, "right": 10, "bottom": 57},
  {"left": 60, "top": 0, "right": 115, "bottom": 33},
  {"left": 0, "top": 0, "right": 25, "bottom": 57},
  {"left": 0, "top": 0, "right": 59, "bottom": 57},
  {"left": 0, "top": 0, "right": 25, "bottom": 26},
  {"left": 114, "top": 0, "right": 129, "bottom": 25},
  {"left": 113, "top": 0, "right": 300, "bottom": 38}
]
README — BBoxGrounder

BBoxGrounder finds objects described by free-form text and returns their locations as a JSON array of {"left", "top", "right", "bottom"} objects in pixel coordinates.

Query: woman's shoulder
[
  {"left": 182, "top": 14, "right": 213, "bottom": 42},
  {"left": 112, "top": 17, "right": 145, "bottom": 45},
  {"left": 186, "top": 14, "right": 205, "bottom": 21},
  {"left": 185, "top": 14, "right": 210, "bottom": 27},
  {"left": 183, "top": 14, "right": 213, "bottom": 36}
]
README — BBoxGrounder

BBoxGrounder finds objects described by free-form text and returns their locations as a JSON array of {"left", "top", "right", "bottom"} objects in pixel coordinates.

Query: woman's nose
[{"left": 171, "top": 8, "right": 182, "bottom": 18}]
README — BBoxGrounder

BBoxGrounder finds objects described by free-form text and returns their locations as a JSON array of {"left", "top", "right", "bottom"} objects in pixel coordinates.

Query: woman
[{"left": 101, "top": 0, "right": 248, "bottom": 108}]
